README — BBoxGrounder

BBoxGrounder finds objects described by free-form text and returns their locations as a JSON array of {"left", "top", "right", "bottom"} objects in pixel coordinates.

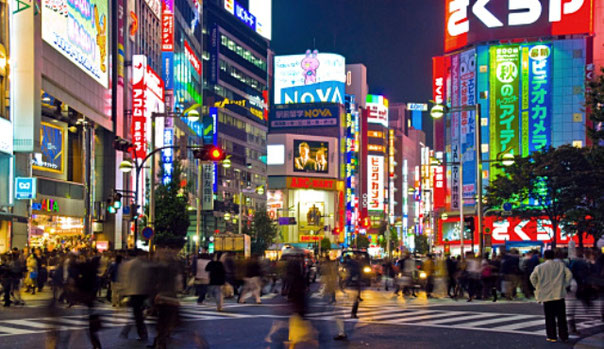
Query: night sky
[{"left": 272, "top": 0, "right": 445, "bottom": 104}]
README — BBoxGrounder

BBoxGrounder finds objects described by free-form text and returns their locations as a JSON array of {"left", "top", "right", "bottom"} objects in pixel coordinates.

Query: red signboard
[
  {"left": 485, "top": 216, "right": 595, "bottom": 245},
  {"left": 131, "top": 55, "right": 147, "bottom": 159},
  {"left": 300, "top": 235, "right": 323, "bottom": 242},
  {"left": 184, "top": 40, "right": 202, "bottom": 76},
  {"left": 444, "top": 0, "right": 594, "bottom": 52},
  {"left": 287, "top": 177, "right": 337, "bottom": 190},
  {"left": 432, "top": 165, "right": 446, "bottom": 209},
  {"left": 161, "top": 1, "right": 174, "bottom": 51}
]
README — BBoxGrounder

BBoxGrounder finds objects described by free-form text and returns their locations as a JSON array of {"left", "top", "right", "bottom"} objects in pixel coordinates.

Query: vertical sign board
[
  {"left": 131, "top": 55, "right": 147, "bottom": 159},
  {"left": 459, "top": 49, "right": 476, "bottom": 203},
  {"left": 161, "top": 128, "right": 173, "bottom": 185},
  {"left": 527, "top": 44, "right": 552, "bottom": 153},
  {"left": 450, "top": 54, "right": 460, "bottom": 210},
  {"left": 202, "top": 163, "right": 214, "bottom": 211},
  {"left": 367, "top": 155, "right": 384, "bottom": 212},
  {"left": 432, "top": 56, "right": 446, "bottom": 151},
  {"left": 209, "top": 24, "right": 219, "bottom": 85},
  {"left": 489, "top": 45, "right": 520, "bottom": 179},
  {"left": 161, "top": 0, "right": 174, "bottom": 51},
  {"left": 10, "top": 0, "right": 36, "bottom": 152}
]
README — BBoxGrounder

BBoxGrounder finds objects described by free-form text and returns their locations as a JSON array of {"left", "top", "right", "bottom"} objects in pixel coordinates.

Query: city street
[{"left": 0, "top": 287, "right": 602, "bottom": 348}]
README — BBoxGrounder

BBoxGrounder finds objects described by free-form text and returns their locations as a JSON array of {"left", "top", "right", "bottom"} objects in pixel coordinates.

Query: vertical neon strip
[{"left": 521, "top": 46, "right": 530, "bottom": 157}]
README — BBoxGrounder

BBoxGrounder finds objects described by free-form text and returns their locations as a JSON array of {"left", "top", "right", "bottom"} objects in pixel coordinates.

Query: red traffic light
[{"left": 193, "top": 145, "right": 226, "bottom": 162}]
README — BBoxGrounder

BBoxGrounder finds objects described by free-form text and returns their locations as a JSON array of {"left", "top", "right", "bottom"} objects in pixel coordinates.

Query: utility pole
[{"left": 475, "top": 104, "right": 484, "bottom": 257}]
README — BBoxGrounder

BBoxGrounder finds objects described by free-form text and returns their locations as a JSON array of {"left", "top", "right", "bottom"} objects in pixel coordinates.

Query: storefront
[
  {"left": 29, "top": 196, "right": 87, "bottom": 250},
  {"left": 436, "top": 216, "right": 596, "bottom": 256}
]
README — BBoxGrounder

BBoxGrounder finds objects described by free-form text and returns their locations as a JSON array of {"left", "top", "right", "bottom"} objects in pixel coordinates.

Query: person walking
[
  {"left": 194, "top": 253, "right": 211, "bottom": 304},
  {"left": 205, "top": 253, "right": 226, "bottom": 311},
  {"left": 119, "top": 254, "right": 152, "bottom": 341},
  {"left": 238, "top": 255, "right": 262, "bottom": 304},
  {"left": 530, "top": 249, "right": 573, "bottom": 343}
]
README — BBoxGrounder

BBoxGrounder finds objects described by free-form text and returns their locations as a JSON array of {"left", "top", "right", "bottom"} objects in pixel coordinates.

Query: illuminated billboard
[
  {"left": 269, "top": 103, "right": 340, "bottom": 129},
  {"left": 444, "top": 0, "right": 594, "bottom": 52},
  {"left": 33, "top": 122, "right": 66, "bottom": 174},
  {"left": 274, "top": 51, "right": 346, "bottom": 105},
  {"left": 293, "top": 140, "right": 329, "bottom": 174},
  {"left": 523, "top": 43, "right": 552, "bottom": 154},
  {"left": 42, "top": 0, "right": 109, "bottom": 87},
  {"left": 366, "top": 94, "right": 389, "bottom": 127},
  {"left": 489, "top": 45, "right": 520, "bottom": 179},
  {"left": 459, "top": 49, "right": 476, "bottom": 202},
  {"left": 224, "top": 0, "right": 272, "bottom": 40},
  {"left": 367, "top": 155, "right": 384, "bottom": 211}
]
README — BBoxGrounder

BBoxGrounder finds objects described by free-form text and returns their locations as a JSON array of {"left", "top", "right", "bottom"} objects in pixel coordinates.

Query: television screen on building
[{"left": 293, "top": 140, "right": 329, "bottom": 174}]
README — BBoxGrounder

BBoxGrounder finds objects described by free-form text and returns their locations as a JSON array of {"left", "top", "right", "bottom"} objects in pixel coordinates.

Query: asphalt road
[{"left": 0, "top": 288, "right": 602, "bottom": 349}]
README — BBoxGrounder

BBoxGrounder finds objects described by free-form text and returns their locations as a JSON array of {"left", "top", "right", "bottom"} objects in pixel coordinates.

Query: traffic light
[
  {"left": 113, "top": 137, "right": 133, "bottom": 152},
  {"left": 193, "top": 144, "right": 226, "bottom": 162},
  {"left": 107, "top": 192, "right": 122, "bottom": 214},
  {"left": 464, "top": 217, "right": 475, "bottom": 236}
]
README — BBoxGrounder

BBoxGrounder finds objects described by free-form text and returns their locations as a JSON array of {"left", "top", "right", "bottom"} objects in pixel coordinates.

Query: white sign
[
  {"left": 0, "top": 118, "right": 13, "bottom": 155},
  {"left": 202, "top": 163, "right": 214, "bottom": 210},
  {"left": 41, "top": 0, "right": 109, "bottom": 88},
  {"left": 407, "top": 103, "right": 428, "bottom": 111},
  {"left": 267, "top": 144, "right": 285, "bottom": 165},
  {"left": 144, "top": 0, "right": 161, "bottom": 19},
  {"left": 367, "top": 155, "right": 384, "bottom": 211},
  {"left": 10, "top": 0, "right": 36, "bottom": 152},
  {"left": 274, "top": 52, "right": 346, "bottom": 105},
  {"left": 366, "top": 95, "right": 389, "bottom": 127}
]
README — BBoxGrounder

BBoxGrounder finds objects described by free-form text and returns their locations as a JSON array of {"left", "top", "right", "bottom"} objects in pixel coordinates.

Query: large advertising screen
[
  {"left": 224, "top": 0, "right": 271, "bottom": 40},
  {"left": 489, "top": 45, "right": 521, "bottom": 179},
  {"left": 366, "top": 94, "right": 389, "bottom": 127},
  {"left": 293, "top": 140, "right": 329, "bottom": 174},
  {"left": 33, "top": 122, "right": 66, "bottom": 174},
  {"left": 274, "top": 52, "right": 345, "bottom": 105},
  {"left": 459, "top": 49, "right": 476, "bottom": 203},
  {"left": 299, "top": 202, "right": 325, "bottom": 230},
  {"left": 524, "top": 43, "right": 552, "bottom": 154},
  {"left": 42, "top": 0, "right": 109, "bottom": 88},
  {"left": 444, "top": 0, "right": 594, "bottom": 52}
]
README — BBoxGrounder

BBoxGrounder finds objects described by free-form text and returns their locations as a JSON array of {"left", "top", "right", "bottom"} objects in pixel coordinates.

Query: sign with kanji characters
[
  {"left": 485, "top": 216, "right": 595, "bottom": 246},
  {"left": 161, "top": 0, "right": 174, "bottom": 51},
  {"left": 132, "top": 55, "right": 147, "bottom": 159},
  {"left": 366, "top": 94, "right": 389, "bottom": 127},
  {"left": 526, "top": 43, "right": 552, "bottom": 154},
  {"left": 432, "top": 165, "right": 445, "bottom": 209},
  {"left": 202, "top": 163, "right": 214, "bottom": 211},
  {"left": 367, "top": 155, "right": 384, "bottom": 211},
  {"left": 489, "top": 45, "right": 520, "bottom": 179}
]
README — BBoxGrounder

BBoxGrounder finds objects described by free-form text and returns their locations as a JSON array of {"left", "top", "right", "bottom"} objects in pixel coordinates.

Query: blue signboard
[
  {"left": 162, "top": 51, "right": 174, "bottom": 90},
  {"left": 270, "top": 103, "right": 340, "bottom": 129},
  {"left": 15, "top": 177, "right": 37, "bottom": 200},
  {"left": 279, "top": 81, "right": 344, "bottom": 105},
  {"left": 161, "top": 128, "right": 174, "bottom": 185},
  {"left": 234, "top": 1, "right": 256, "bottom": 30},
  {"left": 527, "top": 44, "right": 551, "bottom": 153},
  {"left": 142, "top": 227, "right": 154, "bottom": 240}
]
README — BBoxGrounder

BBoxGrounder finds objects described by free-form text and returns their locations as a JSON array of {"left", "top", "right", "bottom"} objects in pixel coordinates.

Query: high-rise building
[{"left": 201, "top": 0, "right": 271, "bottom": 244}]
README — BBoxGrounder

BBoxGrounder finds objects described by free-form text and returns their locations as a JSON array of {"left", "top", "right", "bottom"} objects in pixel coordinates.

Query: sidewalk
[{"left": 574, "top": 332, "right": 604, "bottom": 349}]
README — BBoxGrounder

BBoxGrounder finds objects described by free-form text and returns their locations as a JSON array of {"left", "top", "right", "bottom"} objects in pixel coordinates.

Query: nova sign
[{"left": 445, "top": 0, "right": 594, "bottom": 52}]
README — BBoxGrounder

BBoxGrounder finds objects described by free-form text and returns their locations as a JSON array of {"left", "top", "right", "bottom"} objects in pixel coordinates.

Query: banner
[
  {"left": 489, "top": 45, "right": 520, "bottom": 179},
  {"left": 527, "top": 44, "right": 552, "bottom": 153},
  {"left": 270, "top": 103, "right": 340, "bottom": 129},
  {"left": 202, "top": 163, "right": 214, "bottom": 210},
  {"left": 459, "top": 48, "right": 476, "bottom": 203},
  {"left": 450, "top": 54, "right": 460, "bottom": 210}
]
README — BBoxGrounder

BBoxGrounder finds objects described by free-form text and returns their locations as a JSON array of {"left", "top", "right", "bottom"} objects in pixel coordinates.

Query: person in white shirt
[{"left": 530, "top": 249, "right": 573, "bottom": 343}]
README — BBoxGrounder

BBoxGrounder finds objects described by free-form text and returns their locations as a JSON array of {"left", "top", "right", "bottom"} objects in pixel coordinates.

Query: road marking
[
  {"left": 367, "top": 310, "right": 435, "bottom": 321},
  {"left": 389, "top": 311, "right": 467, "bottom": 323},
  {"left": 459, "top": 314, "right": 533, "bottom": 328},
  {"left": 0, "top": 325, "right": 38, "bottom": 335},
  {"left": 496, "top": 319, "right": 545, "bottom": 330},
  {"left": 426, "top": 313, "right": 498, "bottom": 324}
]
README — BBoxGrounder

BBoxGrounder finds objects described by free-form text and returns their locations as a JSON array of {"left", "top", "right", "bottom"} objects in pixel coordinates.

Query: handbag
[{"left": 29, "top": 271, "right": 38, "bottom": 280}]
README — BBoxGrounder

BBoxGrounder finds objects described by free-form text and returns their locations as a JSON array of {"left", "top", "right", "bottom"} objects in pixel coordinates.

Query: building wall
[{"left": 345, "top": 64, "right": 368, "bottom": 109}]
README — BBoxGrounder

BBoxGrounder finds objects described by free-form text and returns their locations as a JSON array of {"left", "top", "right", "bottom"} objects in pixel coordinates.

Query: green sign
[{"left": 489, "top": 45, "right": 521, "bottom": 179}]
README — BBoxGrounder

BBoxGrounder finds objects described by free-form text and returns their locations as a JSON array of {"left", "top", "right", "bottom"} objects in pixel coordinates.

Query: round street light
[
  {"left": 224, "top": 213, "right": 231, "bottom": 221},
  {"left": 501, "top": 153, "right": 515, "bottom": 167},
  {"left": 441, "top": 213, "right": 449, "bottom": 220},
  {"left": 119, "top": 160, "right": 134, "bottom": 173}
]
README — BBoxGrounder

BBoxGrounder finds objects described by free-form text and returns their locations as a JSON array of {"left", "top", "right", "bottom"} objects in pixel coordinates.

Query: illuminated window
[{"left": 572, "top": 140, "right": 583, "bottom": 148}]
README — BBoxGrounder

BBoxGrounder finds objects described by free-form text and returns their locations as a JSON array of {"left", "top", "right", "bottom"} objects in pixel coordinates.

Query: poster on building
[
  {"left": 267, "top": 190, "right": 284, "bottom": 220},
  {"left": 33, "top": 122, "right": 66, "bottom": 174},
  {"left": 274, "top": 52, "right": 345, "bottom": 105},
  {"left": 270, "top": 104, "right": 340, "bottom": 129},
  {"left": 41, "top": 0, "right": 109, "bottom": 88},
  {"left": 367, "top": 155, "right": 384, "bottom": 212},
  {"left": 299, "top": 202, "right": 324, "bottom": 230},
  {"left": 450, "top": 54, "right": 460, "bottom": 210},
  {"left": 459, "top": 48, "right": 476, "bottom": 203},
  {"left": 202, "top": 163, "right": 214, "bottom": 211},
  {"left": 527, "top": 43, "right": 552, "bottom": 154},
  {"left": 489, "top": 45, "right": 520, "bottom": 179},
  {"left": 293, "top": 140, "right": 329, "bottom": 174}
]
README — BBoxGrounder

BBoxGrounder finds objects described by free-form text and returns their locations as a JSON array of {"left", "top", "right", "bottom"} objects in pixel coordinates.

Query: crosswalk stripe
[
  {"left": 389, "top": 311, "right": 468, "bottom": 323},
  {"left": 41, "top": 317, "right": 89, "bottom": 326},
  {"left": 460, "top": 314, "right": 534, "bottom": 328},
  {"left": 0, "top": 325, "right": 38, "bottom": 335},
  {"left": 5, "top": 319, "right": 61, "bottom": 329},
  {"left": 426, "top": 313, "right": 498, "bottom": 325},
  {"left": 496, "top": 319, "right": 545, "bottom": 330},
  {"left": 366, "top": 310, "right": 434, "bottom": 321}
]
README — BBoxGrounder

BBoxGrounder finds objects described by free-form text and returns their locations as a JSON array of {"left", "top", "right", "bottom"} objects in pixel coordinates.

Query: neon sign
[
  {"left": 444, "top": 0, "right": 594, "bottom": 52},
  {"left": 366, "top": 94, "right": 389, "bottom": 127},
  {"left": 184, "top": 40, "right": 201, "bottom": 76}
]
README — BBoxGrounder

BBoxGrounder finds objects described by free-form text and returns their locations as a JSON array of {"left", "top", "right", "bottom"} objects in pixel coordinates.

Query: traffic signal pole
[{"left": 475, "top": 104, "right": 484, "bottom": 258}]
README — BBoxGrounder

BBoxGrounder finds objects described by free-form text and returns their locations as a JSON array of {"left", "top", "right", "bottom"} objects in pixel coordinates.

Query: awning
[{"left": 0, "top": 211, "right": 28, "bottom": 223}]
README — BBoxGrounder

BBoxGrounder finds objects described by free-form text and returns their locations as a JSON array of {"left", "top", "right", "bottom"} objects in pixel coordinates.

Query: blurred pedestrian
[
  {"left": 239, "top": 255, "right": 262, "bottom": 304},
  {"left": 150, "top": 249, "right": 181, "bottom": 349},
  {"left": 530, "top": 249, "right": 572, "bottom": 343},
  {"left": 206, "top": 253, "right": 225, "bottom": 311},
  {"left": 446, "top": 255, "right": 458, "bottom": 298},
  {"left": 501, "top": 249, "right": 521, "bottom": 300},
  {"left": 424, "top": 254, "right": 435, "bottom": 299},
  {"left": 107, "top": 254, "right": 123, "bottom": 307},
  {"left": 194, "top": 253, "right": 210, "bottom": 304},
  {"left": 119, "top": 253, "right": 152, "bottom": 341}
]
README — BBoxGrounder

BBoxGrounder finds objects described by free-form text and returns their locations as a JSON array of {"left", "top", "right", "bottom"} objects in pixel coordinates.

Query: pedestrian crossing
[
  {"left": 0, "top": 305, "right": 250, "bottom": 337},
  {"left": 305, "top": 305, "right": 604, "bottom": 336}
]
